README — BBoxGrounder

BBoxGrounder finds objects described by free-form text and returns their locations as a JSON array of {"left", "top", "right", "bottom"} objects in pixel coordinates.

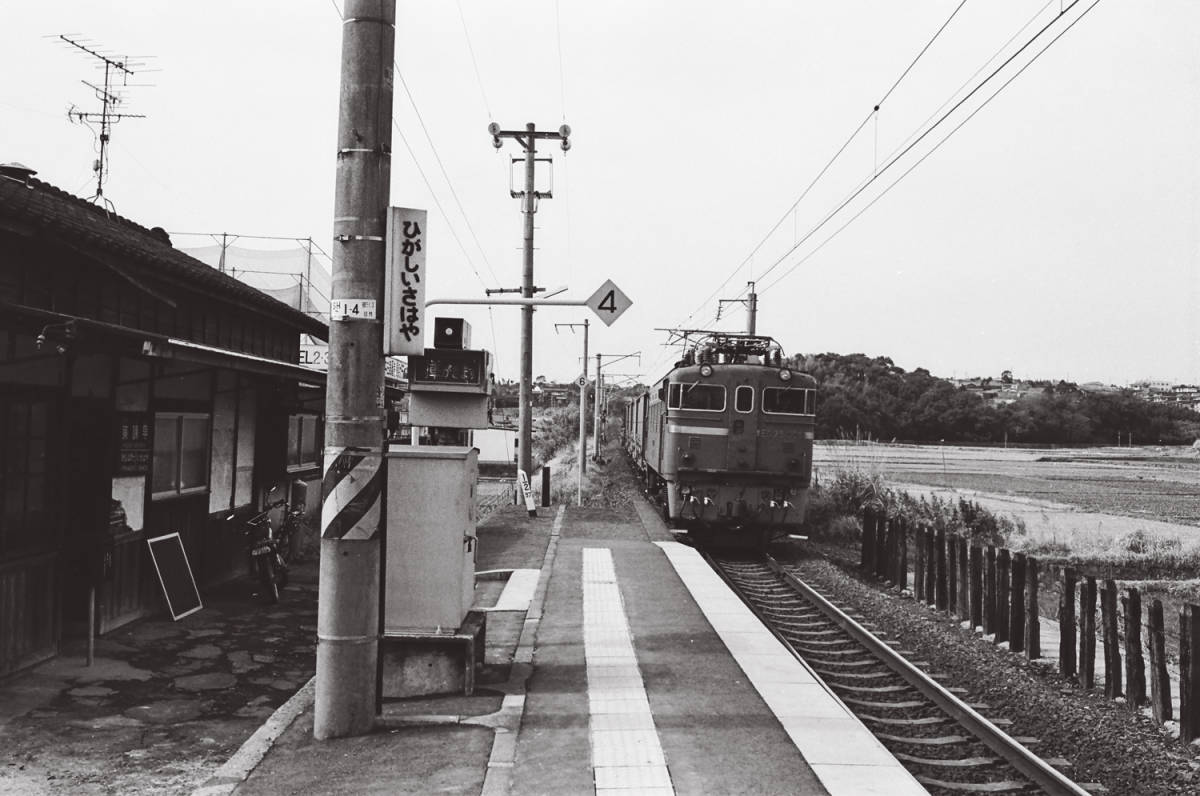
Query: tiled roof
[{"left": 0, "top": 171, "right": 328, "bottom": 339}]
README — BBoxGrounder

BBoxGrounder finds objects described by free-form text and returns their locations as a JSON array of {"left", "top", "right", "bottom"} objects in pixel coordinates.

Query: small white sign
[
  {"left": 586, "top": 279, "right": 632, "bottom": 326},
  {"left": 577, "top": 375, "right": 587, "bottom": 387},
  {"left": 331, "top": 299, "right": 376, "bottom": 320},
  {"left": 384, "top": 207, "right": 428, "bottom": 356},
  {"left": 517, "top": 469, "right": 537, "bottom": 516}
]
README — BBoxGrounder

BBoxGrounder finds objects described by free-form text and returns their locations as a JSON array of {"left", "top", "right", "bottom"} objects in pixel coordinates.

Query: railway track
[{"left": 707, "top": 551, "right": 1092, "bottom": 795}]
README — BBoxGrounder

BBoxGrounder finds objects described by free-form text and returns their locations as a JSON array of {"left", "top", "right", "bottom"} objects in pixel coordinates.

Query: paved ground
[{"left": 0, "top": 560, "right": 319, "bottom": 795}]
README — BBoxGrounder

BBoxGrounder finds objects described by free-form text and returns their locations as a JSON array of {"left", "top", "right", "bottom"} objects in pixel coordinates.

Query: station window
[
  {"left": 152, "top": 412, "right": 211, "bottom": 499},
  {"left": 0, "top": 396, "right": 52, "bottom": 555},
  {"left": 762, "top": 387, "right": 815, "bottom": 416},
  {"left": 668, "top": 382, "right": 726, "bottom": 412},
  {"left": 287, "top": 414, "right": 322, "bottom": 471},
  {"left": 734, "top": 385, "right": 754, "bottom": 413}
]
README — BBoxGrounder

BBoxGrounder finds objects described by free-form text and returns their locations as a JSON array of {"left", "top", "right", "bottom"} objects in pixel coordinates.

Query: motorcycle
[{"left": 229, "top": 489, "right": 297, "bottom": 604}]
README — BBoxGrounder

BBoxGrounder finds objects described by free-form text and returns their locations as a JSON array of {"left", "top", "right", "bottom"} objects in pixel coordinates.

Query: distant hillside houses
[
  {"left": 948, "top": 372, "right": 1200, "bottom": 413},
  {"left": 1130, "top": 380, "right": 1200, "bottom": 412}
]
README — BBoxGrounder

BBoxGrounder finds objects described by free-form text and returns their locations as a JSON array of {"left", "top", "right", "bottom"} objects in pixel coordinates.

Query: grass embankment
[
  {"left": 531, "top": 409, "right": 637, "bottom": 509},
  {"left": 806, "top": 444, "right": 1200, "bottom": 645}
]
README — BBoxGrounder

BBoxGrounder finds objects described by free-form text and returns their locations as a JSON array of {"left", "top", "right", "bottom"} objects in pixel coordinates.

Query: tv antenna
[{"left": 55, "top": 35, "right": 152, "bottom": 209}]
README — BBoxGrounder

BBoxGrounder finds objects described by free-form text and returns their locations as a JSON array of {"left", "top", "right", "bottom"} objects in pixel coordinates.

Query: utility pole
[
  {"left": 592, "top": 352, "right": 640, "bottom": 461},
  {"left": 488, "top": 122, "right": 571, "bottom": 482},
  {"left": 718, "top": 280, "right": 758, "bottom": 335},
  {"left": 746, "top": 281, "right": 758, "bottom": 335},
  {"left": 315, "top": 0, "right": 394, "bottom": 740},
  {"left": 555, "top": 320, "right": 589, "bottom": 505}
]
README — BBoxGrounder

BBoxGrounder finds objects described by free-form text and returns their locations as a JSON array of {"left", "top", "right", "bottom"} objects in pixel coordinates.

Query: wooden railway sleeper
[
  {"left": 876, "top": 733, "right": 971, "bottom": 745},
  {"left": 915, "top": 775, "right": 1032, "bottom": 792}
]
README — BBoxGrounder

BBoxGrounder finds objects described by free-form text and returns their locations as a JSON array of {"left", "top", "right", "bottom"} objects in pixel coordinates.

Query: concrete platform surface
[{"left": 209, "top": 502, "right": 922, "bottom": 796}]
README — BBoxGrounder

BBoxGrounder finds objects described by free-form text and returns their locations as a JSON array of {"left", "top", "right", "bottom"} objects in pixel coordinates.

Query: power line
[
  {"left": 555, "top": 0, "right": 567, "bottom": 122},
  {"left": 674, "top": 0, "right": 971, "bottom": 330},
  {"left": 394, "top": 67, "right": 501, "bottom": 288},
  {"left": 329, "top": 0, "right": 499, "bottom": 291},
  {"left": 456, "top": 0, "right": 493, "bottom": 121},
  {"left": 759, "top": 0, "right": 1102, "bottom": 297},
  {"left": 753, "top": 0, "right": 1090, "bottom": 290},
  {"left": 391, "top": 117, "right": 492, "bottom": 291}
]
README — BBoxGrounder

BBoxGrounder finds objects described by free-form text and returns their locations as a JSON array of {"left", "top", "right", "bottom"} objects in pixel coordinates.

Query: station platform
[{"left": 200, "top": 500, "right": 925, "bottom": 796}]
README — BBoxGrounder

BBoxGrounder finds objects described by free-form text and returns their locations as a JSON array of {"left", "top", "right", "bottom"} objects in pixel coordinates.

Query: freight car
[{"left": 625, "top": 332, "right": 815, "bottom": 547}]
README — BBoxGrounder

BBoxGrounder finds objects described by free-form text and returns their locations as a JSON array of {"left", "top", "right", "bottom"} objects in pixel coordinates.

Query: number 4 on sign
[{"left": 586, "top": 279, "right": 632, "bottom": 326}]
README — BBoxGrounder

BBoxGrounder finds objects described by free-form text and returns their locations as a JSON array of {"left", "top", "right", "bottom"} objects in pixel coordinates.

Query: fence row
[{"left": 860, "top": 509, "right": 1200, "bottom": 742}]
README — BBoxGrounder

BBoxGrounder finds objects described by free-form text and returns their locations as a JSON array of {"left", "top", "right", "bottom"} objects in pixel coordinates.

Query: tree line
[{"left": 788, "top": 353, "right": 1200, "bottom": 445}]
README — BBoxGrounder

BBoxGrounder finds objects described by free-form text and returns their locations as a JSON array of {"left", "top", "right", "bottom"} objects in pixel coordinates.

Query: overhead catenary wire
[
  {"left": 674, "top": 0, "right": 972, "bottom": 331},
  {"left": 752, "top": 0, "right": 1090, "bottom": 291},
  {"left": 759, "top": 0, "right": 1102, "bottom": 297}
]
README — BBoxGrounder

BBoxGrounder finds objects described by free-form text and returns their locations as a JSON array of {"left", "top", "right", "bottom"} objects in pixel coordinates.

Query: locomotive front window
[
  {"left": 669, "top": 382, "right": 726, "bottom": 411},
  {"left": 735, "top": 385, "right": 754, "bottom": 413},
  {"left": 762, "top": 386, "right": 815, "bottom": 415}
]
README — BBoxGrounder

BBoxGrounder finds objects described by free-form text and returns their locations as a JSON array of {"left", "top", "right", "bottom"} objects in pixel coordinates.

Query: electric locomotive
[{"left": 625, "top": 332, "right": 816, "bottom": 547}]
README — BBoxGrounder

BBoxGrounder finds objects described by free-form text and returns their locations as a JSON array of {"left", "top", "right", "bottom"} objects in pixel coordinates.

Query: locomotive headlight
[
  {"left": 699, "top": 364, "right": 713, "bottom": 377},
  {"left": 779, "top": 369, "right": 792, "bottom": 381}
]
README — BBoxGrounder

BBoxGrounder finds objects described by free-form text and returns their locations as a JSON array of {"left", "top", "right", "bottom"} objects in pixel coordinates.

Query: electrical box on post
[{"left": 383, "top": 446, "right": 478, "bottom": 633}]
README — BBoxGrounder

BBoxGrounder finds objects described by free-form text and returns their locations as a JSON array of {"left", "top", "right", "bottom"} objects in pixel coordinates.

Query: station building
[{"left": 0, "top": 163, "right": 332, "bottom": 678}]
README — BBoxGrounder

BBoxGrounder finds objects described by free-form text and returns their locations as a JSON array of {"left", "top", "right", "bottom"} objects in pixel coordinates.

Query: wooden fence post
[
  {"left": 1122, "top": 587, "right": 1145, "bottom": 710},
  {"left": 969, "top": 544, "right": 983, "bottom": 631},
  {"left": 983, "top": 546, "right": 997, "bottom": 636},
  {"left": 996, "top": 548, "right": 1011, "bottom": 645},
  {"left": 861, "top": 510, "right": 874, "bottom": 571},
  {"left": 876, "top": 515, "right": 889, "bottom": 581},
  {"left": 947, "top": 535, "right": 959, "bottom": 616},
  {"left": 1010, "top": 552, "right": 1026, "bottom": 654},
  {"left": 1059, "top": 567, "right": 1077, "bottom": 678},
  {"left": 913, "top": 523, "right": 925, "bottom": 602},
  {"left": 1180, "top": 604, "right": 1200, "bottom": 743},
  {"left": 1024, "top": 556, "right": 1039, "bottom": 659},
  {"left": 935, "top": 528, "right": 948, "bottom": 611},
  {"left": 1080, "top": 576, "right": 1097, "bottom": 689},
  {"left": 1101, "top": 580, "right": 1122, "bottom": 699},
  {"left": 1148, "top": 599, "right": 1172, "bottom": 723},
  {"left": 925, "top": 527, "right": 937, "bottom": 606},
  {"left": 957, "top": 538, "right": 969, "bottom": 623}
]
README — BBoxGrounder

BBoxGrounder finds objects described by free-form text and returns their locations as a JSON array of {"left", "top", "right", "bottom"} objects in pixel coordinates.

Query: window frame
[
  {"left": 734, "top": 385, "right": 754, "bottom": 414},
  {"left": 151, "top": 411, "right": 212, "bottom": 501},
  {"left": 761, "top": 387, "right": 816, "bottom": 416},
  {"left": 287, "top": 413, "right": 323, "bottom": 473},
  {"left": 668, "top": 381, "right": 726, "bottom": 413}
]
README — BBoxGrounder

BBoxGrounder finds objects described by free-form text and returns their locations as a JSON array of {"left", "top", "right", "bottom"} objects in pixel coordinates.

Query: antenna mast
[{"left": 57, "top": 35, "right": 149, "bottom": 207}]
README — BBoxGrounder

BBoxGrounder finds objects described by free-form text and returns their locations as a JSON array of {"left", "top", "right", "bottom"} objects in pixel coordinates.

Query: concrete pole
[
  {"left": 746, "top": 281, "right": 757, "bottom": 335},
  {"left": 578, "top": 319, "right": 588, "bottom": 505},
  {"left": 315, "top": 0, "right": 394, "bottom": 740},
  {"left": 518, "top": 123, "right": 537, "bottom": 482},
  {"left": 593, "top": 353, "right": 602, "bottom": 461}
]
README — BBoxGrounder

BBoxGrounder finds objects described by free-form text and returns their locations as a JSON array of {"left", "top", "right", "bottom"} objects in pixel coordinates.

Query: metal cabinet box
[{"left": 383, "top": 446, "right": 477, "bottom": 634}]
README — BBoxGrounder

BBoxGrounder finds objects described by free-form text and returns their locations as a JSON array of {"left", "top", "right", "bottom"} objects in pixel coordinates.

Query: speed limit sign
[{"left": 577, "top": 375, "right": 587, "bottom": 387}]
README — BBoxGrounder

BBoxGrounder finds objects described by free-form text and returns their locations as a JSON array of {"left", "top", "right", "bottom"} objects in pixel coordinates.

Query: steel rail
[{"left": 761, "top": 554, "right": 1090, "bottom": 796}]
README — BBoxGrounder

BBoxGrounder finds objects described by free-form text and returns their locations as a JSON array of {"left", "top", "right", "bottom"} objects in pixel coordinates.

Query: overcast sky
[{"left": 3, "top": 1, "right": 1197, "bottom": 387}]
